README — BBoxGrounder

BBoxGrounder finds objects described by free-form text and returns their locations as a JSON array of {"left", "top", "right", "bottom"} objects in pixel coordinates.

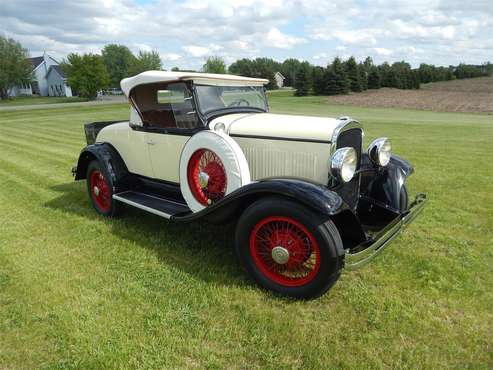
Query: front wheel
[{"left": 235, "top": 197, "right": 344, "bottom": 299}]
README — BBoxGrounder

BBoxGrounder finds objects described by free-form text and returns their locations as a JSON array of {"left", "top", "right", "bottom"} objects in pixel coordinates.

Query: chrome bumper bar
[{"left": 344, "top": 193, "right": 427, "bottom": 270}]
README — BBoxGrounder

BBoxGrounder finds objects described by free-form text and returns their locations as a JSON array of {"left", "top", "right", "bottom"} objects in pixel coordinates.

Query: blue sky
[{"left": 1, "top": 0, "right": 491, "bottom": 70}]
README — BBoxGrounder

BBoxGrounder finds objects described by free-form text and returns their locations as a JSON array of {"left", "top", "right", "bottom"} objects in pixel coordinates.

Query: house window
[{"left": 130, "top": 82, "right": 199, "bottom": 130}]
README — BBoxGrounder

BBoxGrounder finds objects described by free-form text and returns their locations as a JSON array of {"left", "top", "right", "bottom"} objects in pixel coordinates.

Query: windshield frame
[{"left": 193, "top": 83, "right": 269, "bottom": 120}]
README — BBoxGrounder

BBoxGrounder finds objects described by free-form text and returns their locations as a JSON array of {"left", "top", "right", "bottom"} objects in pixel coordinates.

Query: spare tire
[{"left": 180, "top": 130, "right": 251, "bottom": 212}]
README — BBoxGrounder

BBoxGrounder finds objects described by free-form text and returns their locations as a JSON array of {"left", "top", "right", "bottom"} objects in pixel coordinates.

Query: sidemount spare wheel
[
  {"left": 86, "top": 160, "right": 121, "bottom": 217},
  {"left": 180, "top": 130, "right": 251, "bottom": 212},
  {"left": 235, "top": 197, "right": 344, "bottom": 299}
]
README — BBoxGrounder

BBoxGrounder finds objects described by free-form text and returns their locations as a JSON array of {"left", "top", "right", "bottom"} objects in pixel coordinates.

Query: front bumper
[{"left": 344, "top": 193, "right": 427, "bottom": 270}]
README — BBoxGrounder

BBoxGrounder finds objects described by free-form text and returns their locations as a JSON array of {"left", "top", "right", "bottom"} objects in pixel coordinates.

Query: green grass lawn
[
  {"left": 0, "top": 97, "right": 492, "bottom": 368},
  {"left": 0, "top": 95, "right": 88, "bottom": 106}
]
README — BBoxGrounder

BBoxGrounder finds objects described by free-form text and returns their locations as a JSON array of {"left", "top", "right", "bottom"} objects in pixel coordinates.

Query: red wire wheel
[
  {"left": 187, "top": 149, "right": 227, "bottom": 206},
  {"left": 249, "top": 216, "right": 321, "bottom": 287},
  {"left": 89, "top": 170, "right": 111, "bottom": 212}
]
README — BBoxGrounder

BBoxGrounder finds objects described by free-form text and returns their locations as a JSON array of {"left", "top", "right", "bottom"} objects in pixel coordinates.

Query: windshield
[{"left": 195, "top": 85, "right": 268, "bottom": 115}]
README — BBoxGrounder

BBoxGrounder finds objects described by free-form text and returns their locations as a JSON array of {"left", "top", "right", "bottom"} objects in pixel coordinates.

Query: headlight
[
  {"left": 368, "top": 137, "right": 391, "bottom": 166},
  {"left": 330, "top": 147, "right": 357, "bottom": 183}
]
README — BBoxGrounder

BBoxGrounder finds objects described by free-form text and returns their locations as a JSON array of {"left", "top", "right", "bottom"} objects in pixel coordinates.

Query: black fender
[
  {"left": 174, "top": 177, "right": 366, "bottom": 252},
  {"left": 73, "top": 143, "right": 130, "bottom": 191},
  {"left": 360, "top": 153, "right": 414, "bottom": 211},
  {"left": 173, "top": 177, "right": 350, "bottom": 222}
]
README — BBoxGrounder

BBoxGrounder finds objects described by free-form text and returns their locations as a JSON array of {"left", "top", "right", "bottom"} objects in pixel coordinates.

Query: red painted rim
[
  {"left": 249, "top": 216, "right": 321, "bottom": 287},
  {"left": 187, "top": 149, "right": 227, "bottom": 206},
  {"left": 89, "top": 170, "right": 111, "bottom": 212}
]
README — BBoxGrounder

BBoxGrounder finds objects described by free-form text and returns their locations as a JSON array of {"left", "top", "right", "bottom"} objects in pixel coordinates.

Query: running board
[{"left": 113, "top": 191, "right": 190, "bottom": 219}]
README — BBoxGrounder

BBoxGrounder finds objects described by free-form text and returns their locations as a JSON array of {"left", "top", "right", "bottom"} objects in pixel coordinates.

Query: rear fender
[{"left": 74, "top": 143, "right": 130, "bottom": 191}]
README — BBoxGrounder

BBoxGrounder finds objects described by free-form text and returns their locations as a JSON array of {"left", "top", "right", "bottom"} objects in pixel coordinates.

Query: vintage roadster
[{"left": 73, "top": 71, "right": 427, "bottom": 299}]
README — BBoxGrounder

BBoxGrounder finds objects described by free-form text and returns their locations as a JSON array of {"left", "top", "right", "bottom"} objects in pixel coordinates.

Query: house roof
[
  {"left": 28, "top": 56, "right": 44, "bottom": 69},
  {"left": 121, "top": 71, "right": 268, "bottom": 96},
  {"left": 274, "top": 71, "right": 285, "bottom": 79},
  {"left": 48, "top": 65, "right": 66, "bottom": 78}
]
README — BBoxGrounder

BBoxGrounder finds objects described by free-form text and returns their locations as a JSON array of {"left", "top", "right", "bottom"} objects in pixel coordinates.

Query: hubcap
[
  {"left": 271, "top": 246, "right": 290, "bottom": 264},
  {"left": 89, "top": 170, "right": 111, "bottom": 212},
  {"left": 198, "top": 171, "right": 209, "bottom": 188},
  {"left": 187, "top": 149, "right": 227, "bottom": 206},
  {"left": 249, "top": 216, "right": 321, "bottom": 287}
]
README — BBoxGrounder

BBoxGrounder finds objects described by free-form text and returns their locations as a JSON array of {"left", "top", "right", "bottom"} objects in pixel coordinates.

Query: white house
[
  {"left": 274, "top": 71, "right": 285, "bottom": 88},
  {"left": 9, "top": 52, "right": 72, "bottom": 97}
]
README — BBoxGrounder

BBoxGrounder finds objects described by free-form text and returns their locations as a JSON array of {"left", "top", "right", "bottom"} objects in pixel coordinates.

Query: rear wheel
[
  {"left": 235, "top": 197, "right": 343, "bottom": 299},
  {"left": 86, "top": 160, "right": 121, "bottom": 217}
]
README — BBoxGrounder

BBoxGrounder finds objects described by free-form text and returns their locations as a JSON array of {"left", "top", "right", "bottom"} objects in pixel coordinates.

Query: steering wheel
[{"left": 228, "top": 99, "right": 250, "bottom": 107}]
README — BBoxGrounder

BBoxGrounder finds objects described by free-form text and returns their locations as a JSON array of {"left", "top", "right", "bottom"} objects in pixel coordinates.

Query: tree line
[
  {"left": 1, "top": 36, "right": 492, "bottom": 100},
  {"left": 222, "top": 56, "right": 492, "bottom": 96}
]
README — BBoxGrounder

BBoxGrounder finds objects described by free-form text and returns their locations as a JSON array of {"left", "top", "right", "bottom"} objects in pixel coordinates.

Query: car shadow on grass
[{"left": 45, "top": 182, "right": 250, "bottom": 289}]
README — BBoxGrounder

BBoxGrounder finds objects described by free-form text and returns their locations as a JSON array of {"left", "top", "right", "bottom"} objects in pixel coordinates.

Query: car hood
[{"left": 210, "top": 113, "right": 342, "bottom": 143}]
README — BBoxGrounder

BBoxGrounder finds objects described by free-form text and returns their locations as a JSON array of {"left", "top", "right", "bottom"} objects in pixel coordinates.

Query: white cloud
[
  {"left": 266, "top": 28, "right": 306, "bottom": 49},
  {"left": 182, "top": 46, "right": 210, "bottom": 58},
  {"left": 374, "top": 47, "right": 393, "bottom": 56},
  {"left": 161, "top": 53, "right": 182, "bottom": 61},
  {"left": 0, "top": 0, "right": 492, "bottom": 69}
]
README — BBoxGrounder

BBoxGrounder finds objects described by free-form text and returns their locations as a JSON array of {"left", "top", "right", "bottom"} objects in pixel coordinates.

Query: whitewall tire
[{"left": 179, "top": 130, "right": 251, "bottom": 212}]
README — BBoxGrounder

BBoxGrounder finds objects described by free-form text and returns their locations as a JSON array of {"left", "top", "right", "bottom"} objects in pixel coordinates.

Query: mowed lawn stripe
[{"left": 0, "top": 126, "right": 85, "bottom": 150}]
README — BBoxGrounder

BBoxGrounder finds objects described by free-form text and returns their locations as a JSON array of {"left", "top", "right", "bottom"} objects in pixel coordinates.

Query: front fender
[
  {"left": 360, "top": 154, "right": 414, "bottom": 211},
  {"left": 173, "top": 178, "right": 349, "bottom": 223},
  {"left": 73, "top": 143, "right": 129, "bottom": 190}
]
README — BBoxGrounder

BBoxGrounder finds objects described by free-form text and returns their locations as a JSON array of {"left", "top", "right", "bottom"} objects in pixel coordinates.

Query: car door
[{"left": 135, "top": 82, "right": 202, "bottom": 183}]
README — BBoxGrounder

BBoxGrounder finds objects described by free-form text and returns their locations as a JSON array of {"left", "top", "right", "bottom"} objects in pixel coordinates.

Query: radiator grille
[
  {"left": 242, "top": 147, "right": 318, "bottom": 181},
  {"left": 336, "top": 128, "right": 362, "bottom": 209}
]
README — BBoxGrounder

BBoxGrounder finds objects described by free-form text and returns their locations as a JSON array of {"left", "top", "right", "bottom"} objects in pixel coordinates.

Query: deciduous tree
[
  {"left": 0, "top": 37, "right": 33, "bottom": 100},
  {"left": 101, "top": 44, "right": 136, "bottom": 87},
  {"left": 202, "top": 56, "right": 226, "bottom": 74},
  {"left": 128, "top": 50, "right": 162, "bottom": 76},
  {"left": 64, "top": 53, "right": 110, "bottom": 99}
]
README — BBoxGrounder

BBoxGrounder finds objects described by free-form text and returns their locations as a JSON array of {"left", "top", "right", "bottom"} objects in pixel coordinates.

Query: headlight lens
[
  {"left": 368, "top": 137, "right": 391, "bottom": 166},
  {"left": 330, "top": 147, "right": 357, "bottom": 183}
]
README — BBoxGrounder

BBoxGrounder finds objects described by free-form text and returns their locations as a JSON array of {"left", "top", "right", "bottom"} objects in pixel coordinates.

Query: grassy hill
[
  {"left": 328, "top": 76, "right": 493, "bottom": 114},
  {"left": 0, "top": 98, "right": 492, "bottom": 368}
]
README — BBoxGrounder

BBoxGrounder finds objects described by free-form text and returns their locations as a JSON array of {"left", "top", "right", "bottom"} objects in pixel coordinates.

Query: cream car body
[{"left": 97, "top": 112, "right": 339, "bottom": 184}]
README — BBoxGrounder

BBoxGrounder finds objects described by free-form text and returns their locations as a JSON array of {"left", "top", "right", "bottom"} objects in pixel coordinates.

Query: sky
[{"left": 0, "top": 0, "right": 492, "bottom": 70}]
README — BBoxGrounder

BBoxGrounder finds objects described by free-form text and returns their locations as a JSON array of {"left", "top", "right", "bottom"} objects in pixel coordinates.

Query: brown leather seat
[{"left": 142, "top": 109, "right": 176, "bottom": 128}]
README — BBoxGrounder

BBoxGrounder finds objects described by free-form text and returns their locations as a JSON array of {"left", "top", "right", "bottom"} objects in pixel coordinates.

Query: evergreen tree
[
  {"left": 324, "top": 68, "right": 338, "bottom": 95},
  {"left": 294, "top": 62, "right": 312, "bottom": 96},
  {"left": 358, "top": 62, "right": 368, "bottom": 90},
  {"left": 367, "top": 66, "right": 381, "bottom": 89},
  {"left": 363, "top": 56, "right": 374, "bottom": 72},
  {"left": 281, "top": 58, "right": 302, "bottom": 87},
  {"left": 345, "top": 56, "right": 362, "bottom": 92},
  {"left": 312, "top": 66, "right": 325, "bottom": 95},
  {"left": 410, "top": 70, "right": 421, "bottom": 89},
  {"left": 325, "top": 57, "right": 350, "bottom": 95}
]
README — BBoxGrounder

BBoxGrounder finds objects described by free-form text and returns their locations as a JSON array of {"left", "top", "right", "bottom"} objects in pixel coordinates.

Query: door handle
[{"left": 146, "top": 139, "right": 156, "bottom": 145}]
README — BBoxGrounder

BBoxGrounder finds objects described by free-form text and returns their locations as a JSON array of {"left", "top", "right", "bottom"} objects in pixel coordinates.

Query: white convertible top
[{"left": 121, "top": 71, "right": 269, "bottom": 96}]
